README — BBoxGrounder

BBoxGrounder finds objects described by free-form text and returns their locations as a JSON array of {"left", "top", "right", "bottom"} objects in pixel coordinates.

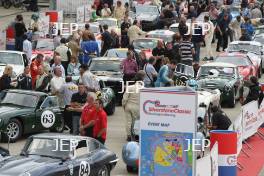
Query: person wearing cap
[
  {"left": 239, "top": 76, "right": 263, "bottom": 105},
  {"left": 30, "top": 53, "right": 44, "bottom": 89},
  {"left": 59, "top": 76, "right": 78, "bottom": 133},
  {"left": 122, "top": 71, "right": 145, "bottom": 141}
]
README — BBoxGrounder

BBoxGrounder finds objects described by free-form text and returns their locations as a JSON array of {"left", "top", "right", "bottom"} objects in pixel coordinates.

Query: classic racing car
[
  {"left": 196, "top": 62, "right": 243, "bottom": 108},
  {"left": 103, "top": 48, "right": 140, "bottom": 60},
  {"left": 216, "top": 52, "right": 260, "bottom": 79},
  {"left": 90, "top": 57, "right": 123, "bottom": 105},
  {"left": 0, "top": 133, "right": 118, "bottom": 176},
  {"left": 132, "top": 38, "right": 164, "bottom": 58},
  {"left": 146, "top": 29, "right": 175, "bottom": 43},
  {"left": 226, "top": 41, "right": 264, "bottom": 71},
  {"left": 0, "top": 90, "right": 64, "bottom": 142},
  {"left": 0, "top": 51, "right": 29, "bottom": 80},
  {"left": 31, "top": 38, "right": 55, "bottom": 62}
]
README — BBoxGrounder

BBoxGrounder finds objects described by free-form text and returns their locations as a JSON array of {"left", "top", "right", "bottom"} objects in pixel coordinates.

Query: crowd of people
[{"left": 2, "top": 0, "right": 264, "bottom": 143}]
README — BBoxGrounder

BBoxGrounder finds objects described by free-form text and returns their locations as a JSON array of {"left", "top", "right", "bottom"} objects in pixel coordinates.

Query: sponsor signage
[{"left": 140, "top": 87, "right": 197, "bottom": 176}]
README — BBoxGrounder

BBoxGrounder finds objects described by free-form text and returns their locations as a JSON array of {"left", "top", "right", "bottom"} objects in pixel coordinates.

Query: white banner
[
  {"left": 38, "top": 15, "right": 50, "bottom": 37},
  {"left": 0, "top": 31, "right": 6, "bottom": 50},
  {"left": 210, "top": 142, "right": 218, "bottom": 176},
  {"left": 58, "top": 10, "right": 64, "bottom": 23},
  {"left": 84, "top": 5, "right": 92, "bottom": 23},
  {"left": 76, "top": 6, "right": 85, "bottom": 23},
  {"left": 242, "top": 100, "right": 259, "bottom": 140},
  {"left": 140, "top": 87, "right": 197, "bottom": 176},
  {"left": 258, "top": 99, "right": 264, "bottom": 128},
  {"left": 57, "top": 0, "right": 89, "bottom": 14},
  {"left": 196, "top": 155, "right": 211, "bottom": 176},
  {"left": 233, "top": 113, "right": 243, "bottom": 155}
]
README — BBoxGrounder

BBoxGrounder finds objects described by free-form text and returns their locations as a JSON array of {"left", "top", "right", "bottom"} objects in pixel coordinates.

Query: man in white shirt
[
  {"left": 55, "top": 38, "right": 71, "bottom": 72},
  {"left": 50, "top": 66, "right": 66, "bottom": 107},
  {"left": 127, "top": 20, "right": 146, "bottom": 44},
  {"left": 143, "top": 57, "right": 157, "bottom": 87},
  {"left": 22, "top": 34, "right": 32, "bottom": 61},
  {"left": 51, "top": 55, "right": 66, "bottom": 77},
  {"left": 79, "top": 64, "right": 100, "bottom": 92}
]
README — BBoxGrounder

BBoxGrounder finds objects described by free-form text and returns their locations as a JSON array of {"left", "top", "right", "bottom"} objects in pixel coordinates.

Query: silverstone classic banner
[{"left": 140, "top": 87, "right": 197, "bottom": 176}]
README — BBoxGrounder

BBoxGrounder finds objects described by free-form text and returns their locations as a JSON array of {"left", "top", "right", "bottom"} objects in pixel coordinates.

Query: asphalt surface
[{"left": 0, "top": 6, "right": 262, "bottom": 176}]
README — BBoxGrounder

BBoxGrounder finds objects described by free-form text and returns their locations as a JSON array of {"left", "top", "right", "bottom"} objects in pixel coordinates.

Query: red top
[
  {"left": 93, "top": 109, "right": 107, "bottom": 140},
  {"left": 81, "top": 104, "right": 96, "bottom": 125},
  {"left": 30, "top": 59, "right": 42, "bottom": 88}
]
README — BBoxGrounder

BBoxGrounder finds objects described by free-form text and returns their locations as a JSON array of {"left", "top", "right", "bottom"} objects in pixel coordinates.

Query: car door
[{"left": 35, "top": 96, "right": 62, "bottom": 131}]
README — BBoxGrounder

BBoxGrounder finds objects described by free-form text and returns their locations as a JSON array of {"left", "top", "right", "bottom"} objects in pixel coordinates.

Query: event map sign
[{"left": 140, "top": 87, "right": 197, "bottom": 176}]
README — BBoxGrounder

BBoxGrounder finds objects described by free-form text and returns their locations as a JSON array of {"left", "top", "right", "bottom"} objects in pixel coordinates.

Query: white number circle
[
  {"left": 41, "top": 110, "right": 55, "bottom": 128},
  {"left": 79, "top": 161, "right": 90, "bottom": 176}
]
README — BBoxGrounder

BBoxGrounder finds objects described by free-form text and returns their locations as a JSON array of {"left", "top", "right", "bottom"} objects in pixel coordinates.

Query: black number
[
  {"left": 42, "top": 114, "right": 54, "bottom": 124},
  {"left": 79, "top": 162, "right": 89, "bottom": 176}
]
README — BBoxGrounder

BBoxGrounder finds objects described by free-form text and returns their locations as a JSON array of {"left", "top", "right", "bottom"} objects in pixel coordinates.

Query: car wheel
[
  {"left": 50, "top": 117, "right": 64, "bottom": 133},
  {"left": 229, "top": 89, "right": 236, "bottom": 108},
  {"left": 126, "top": 165, "right": 137, "bottom": 173},
  {"left": 3, "top": 119, "right": 22, "bottom": 143},
  {"left": 98, "top": 165, "right": 110, "bottom": 176},
  {"left": 104, "top": 98, "right": 116, "bottom": 116}
]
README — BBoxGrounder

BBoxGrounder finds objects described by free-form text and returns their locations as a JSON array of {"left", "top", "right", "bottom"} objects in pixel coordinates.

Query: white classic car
[{"left": 0, "top": 51, "right": 28, "bottom": 80}]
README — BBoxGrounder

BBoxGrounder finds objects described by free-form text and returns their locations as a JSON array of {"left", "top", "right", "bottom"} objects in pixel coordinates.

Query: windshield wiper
[{"left": 28, "top": 153, "right": 63, "bottom": 159}]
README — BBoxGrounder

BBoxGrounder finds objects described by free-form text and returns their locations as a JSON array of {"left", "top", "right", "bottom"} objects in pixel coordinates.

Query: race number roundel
[
  {"left": 79, "top": 161, "right": 90, "bottom": 176},
  {"left": 41, "top": 110, "right": 56, "bottom": 128}
]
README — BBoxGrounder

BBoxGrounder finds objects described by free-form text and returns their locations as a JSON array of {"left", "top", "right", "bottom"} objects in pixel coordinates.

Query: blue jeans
[
  {"left": 72, "top": 115, "right": 80, "bottom": 135},
  {"left": 193, "top": 42, "right": 200, "bottom": 62}
]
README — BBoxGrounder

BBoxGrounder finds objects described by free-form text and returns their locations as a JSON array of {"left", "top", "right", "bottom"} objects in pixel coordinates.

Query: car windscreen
[
  {"left": 135, "top": 5, "right": 159, "bottom": 15},
  {"left": 105, "top": 49, "right": 127, "bottom": 58},
  {"left": 0, "top": 92, "right": 38, "bottom": 108},
  {"left": 254, "top": 36, "right": 264, "bottom": 44},
  {"left": 35, "top": 40, "right": 54, "bottom": 51},
  {"left": 26, "top": 138, "right": 71, "bottom": 158},
  {"left": 97, "top": 19, "right": 117, "bottom": 27},
  {"left": 215, "top": 56, "right": 251, "bottom": 66},
  {"left": 147, "top": 34, "right": 173, "bottom": 43},
  {"left": 0, "top": 53, "right": 23, "bottom": 65},
  {"left": 228, "top": 44, "right": 261, "bottom": 55},
  {"left": 198, "top": 66, "right": 235, "bottom": 78},
  {"left": 90, "top": 60, "right": 121, "bottom": 72},
  {"left": 133, "top": 39, "right": 158, "bottom": 50}
]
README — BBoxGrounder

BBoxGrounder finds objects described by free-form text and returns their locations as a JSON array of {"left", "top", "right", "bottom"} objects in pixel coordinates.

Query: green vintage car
[
  {"left": 196, "top": 62, "right": 243, "bottom": 108},
  {"left": 0, "top": 90, "right": 64, "bottom": 142}
]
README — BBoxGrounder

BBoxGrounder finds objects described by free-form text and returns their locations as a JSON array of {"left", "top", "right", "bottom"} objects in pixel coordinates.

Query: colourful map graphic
[{"left": 140, "top": 130, "right": 193, "bottom": 176}]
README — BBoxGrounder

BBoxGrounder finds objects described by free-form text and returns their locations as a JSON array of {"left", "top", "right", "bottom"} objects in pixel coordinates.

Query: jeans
[
  {"left": 193, "top": 42, "right": 200, "bottom": 62},
  {"left": 72, "top": 115, "right": 80, "bottom": 135},
  {"left": 15, "top": 36, "right": 23, "bottom": 51}
]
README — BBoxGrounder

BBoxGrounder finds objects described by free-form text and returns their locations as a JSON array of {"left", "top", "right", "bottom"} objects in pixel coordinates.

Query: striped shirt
[{"left": 180, "top": 41, "right": 194, "bottom": 61}]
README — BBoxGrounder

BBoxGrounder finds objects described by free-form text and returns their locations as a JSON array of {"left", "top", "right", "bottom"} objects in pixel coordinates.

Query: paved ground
[{"left": 0, "top": 6, "right": 262, "bottom": 176}]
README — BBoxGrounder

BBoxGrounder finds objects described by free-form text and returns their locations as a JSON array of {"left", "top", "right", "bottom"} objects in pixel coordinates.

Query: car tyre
[
  {"left": 104, "top": 98, "right": 116, "bottom": 115},
  {"left": 3, "top": 118, "right": 22, "bottom": 143},
  {"left": 50, "top": 117, "right": 65, "bottom": 133},
  {"left": 229, "top": 89, "right": 236, "bottom": 108},
  {"left": 98, "top": 165, "right": 110, "bottom": 176},
  {"left": 126, "top": 165, "right": 137, "bottom": 173}
]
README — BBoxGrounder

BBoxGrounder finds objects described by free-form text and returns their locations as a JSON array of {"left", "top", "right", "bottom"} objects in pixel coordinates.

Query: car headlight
[
  {"left": 19, "top": 172, "right": 31, "bottom": 176},
  {"left": 224, "top": 85, "right": 232, "bottom": 92}
]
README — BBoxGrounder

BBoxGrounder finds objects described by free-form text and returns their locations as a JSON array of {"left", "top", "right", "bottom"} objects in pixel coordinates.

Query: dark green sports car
[
  {"left": 0, "top": 90, "right": 64, "bottom": 142},
  {"left": 196, "top": 62, "right": 243, "bottom": 108}
]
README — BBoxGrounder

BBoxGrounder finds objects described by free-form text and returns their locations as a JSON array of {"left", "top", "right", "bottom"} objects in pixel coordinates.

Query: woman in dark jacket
[{"left": 0, "top": 65, "right": 13, "bottom": 91}]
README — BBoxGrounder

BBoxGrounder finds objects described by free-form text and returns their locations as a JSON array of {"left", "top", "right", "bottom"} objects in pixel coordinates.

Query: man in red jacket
[
  {"left": 30, "top": 54, "right": 44, "bottom": 89},
  {"left": 93, "top": 99, "right": 107, "bottom": 144}
]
